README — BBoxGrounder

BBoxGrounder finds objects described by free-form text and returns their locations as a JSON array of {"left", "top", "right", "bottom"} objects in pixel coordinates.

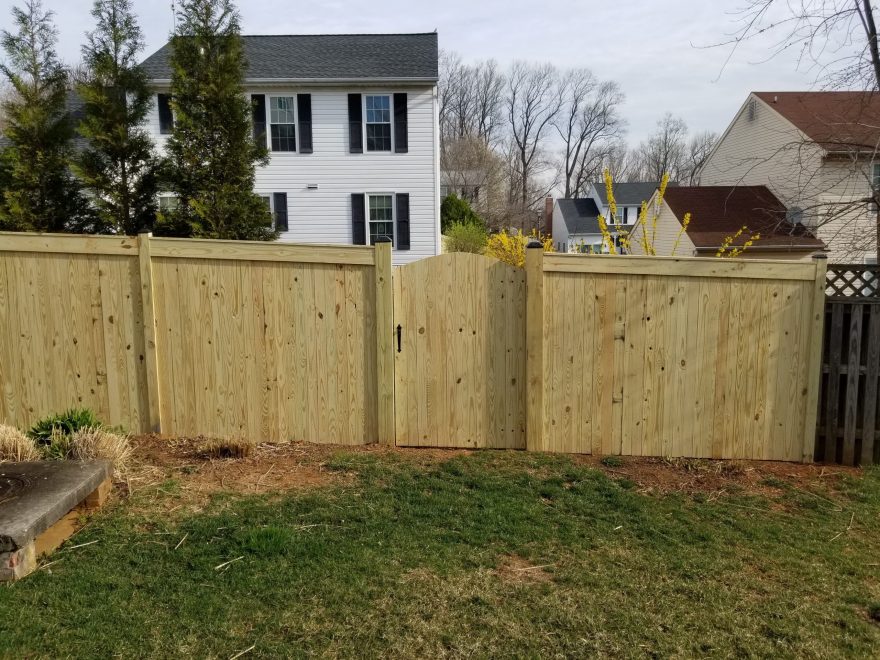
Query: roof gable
[
  {"left": 141, "top": 33, "right": 439, "bottom": 82},
  {"left": 556, "top": 198, "right": 602, "bottom": 234},
  {"left": 662, "top": 185, "right": 824, "bottom": 249},
  {"left": 753, "top": 91, "right": 880, "bottom": 151},
  {"left": 592, "top": 181, "right": 672, "bottom": 206}
]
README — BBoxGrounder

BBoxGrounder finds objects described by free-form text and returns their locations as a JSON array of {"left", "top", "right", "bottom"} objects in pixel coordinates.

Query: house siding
[
  {"left": 626, "top": 197, "right": 696, "bottom": 257},
  {"left": 551, "top": 203, "right": 570, "bottom": 252},
  {"left": 699, "top": 93, "right": 873, "bottom": 262},
  {"left": 145, "top": 86, "right": 440, "bottom": 266}
]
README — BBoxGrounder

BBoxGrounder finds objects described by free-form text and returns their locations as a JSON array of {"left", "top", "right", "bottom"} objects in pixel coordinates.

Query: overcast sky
[{"left": 1, "top": 0, "right": 835, "bottom": 144}]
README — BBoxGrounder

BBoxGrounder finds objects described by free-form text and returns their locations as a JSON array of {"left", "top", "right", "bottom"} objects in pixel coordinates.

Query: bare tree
[
  {"left": 685, "top": 130, "right": 718, "bottom": 185},
  {"left": 553, "top": 68, "right": 625, "bottom": 197},
  {"left": 439, "top": 52, "right": 505, "bottom": 148},
  {"left": 707, "top": 2, "right": 880, "bottom": 259},
  {"left": 629, "top": 113, "right": 689, "bottom": 181},
  {"left": 716, "top": 1, "right": 880, "bottom": 90},
  {"left": 506, "top": 61, "right": 562, "bottom": 210}
]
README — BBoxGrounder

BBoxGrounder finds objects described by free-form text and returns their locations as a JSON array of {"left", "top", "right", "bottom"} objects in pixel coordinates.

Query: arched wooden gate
[{"left": 392, "top": 253, "right": 526, "bottom": 448}]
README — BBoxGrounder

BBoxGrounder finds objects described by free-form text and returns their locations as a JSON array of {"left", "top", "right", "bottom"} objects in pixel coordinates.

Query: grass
[{"left": 1, "top": 450, "right": 879, "bottom": 658}]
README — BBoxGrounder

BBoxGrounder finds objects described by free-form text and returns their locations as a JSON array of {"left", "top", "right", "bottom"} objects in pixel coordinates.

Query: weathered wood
[
  {"left": 862, "top": 305, "right": 880, "bottom": 465},
  {"left": 374, "top": 241, "right": 394, "bottom": 446},
  {"left": 150, "top": 237, "right": 375, "bottom": 265},
  {"left": 525, "top": 247, "right": 545, "bottom": 452},
  {"left": 824, "top": 303, "right": 845, "bottom": 463},
  {"left": 842, "top": 304, "right": 863, "bottom": 465},
  {"left": 543, "top": 253, "right": 815, "bottom": 281}
]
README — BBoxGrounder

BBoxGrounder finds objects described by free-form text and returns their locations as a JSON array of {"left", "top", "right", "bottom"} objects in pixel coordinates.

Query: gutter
[{"left": 147, "top": 77, "right": 439, "bottom": 87}]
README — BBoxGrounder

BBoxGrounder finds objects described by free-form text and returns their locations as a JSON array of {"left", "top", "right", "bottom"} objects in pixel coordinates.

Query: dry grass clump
[
  {"left": 69, "top": 426, "right": 132, "bottom": 476},
  {"left": 198, "top": 437, "right": 256, "bottom": 460},
  {"left": 0, "top": 423, "right": 41, "bottom": 462}
]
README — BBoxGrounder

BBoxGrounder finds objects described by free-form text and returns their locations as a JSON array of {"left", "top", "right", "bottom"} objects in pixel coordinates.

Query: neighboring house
[
  {"left": 552, "top": 198, "right": 611, "bottom": 253},
  {"left": 141, "top": 33, "right": 441, "bottom": 265},
  {"left": 627, "top": 185, "right": 825, "bottom": 260},
  {"left": 551, "top": 181, "right": 669, "bottom": 253},
  {"left": 589, "top": 181, "right": 670, "bottom": 228},
  {"left": 698, "top": 91, "right": 880, "bottom": 263}
]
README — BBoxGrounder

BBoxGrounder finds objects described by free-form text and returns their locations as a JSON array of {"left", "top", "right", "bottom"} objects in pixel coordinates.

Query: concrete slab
[{"left": 0, "top": 461, "right": 111, "bottom": 553}]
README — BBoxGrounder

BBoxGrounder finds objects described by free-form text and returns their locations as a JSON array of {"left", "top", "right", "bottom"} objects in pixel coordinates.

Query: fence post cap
[
  {"left": 526, "top": 240, "right": 543, "bottom": 249},
  {"left": 138, "top": 230, "right": 153, "bottom": 237},
  {"left": 374, "top": 237, "right": 392, "bottom": 244},
  {"left": 812, "top": 253, "right": 828, "bottom": 260}
]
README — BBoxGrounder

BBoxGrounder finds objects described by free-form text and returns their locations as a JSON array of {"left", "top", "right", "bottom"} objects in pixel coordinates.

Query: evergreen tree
[
  {"left": 158, "top": 0, "right": 274, "bottom": 240},
  {"left": 76, "top": 0, "right": 158, "bottom": 235},
  {"left": 0, "top": 0, "right": 93, "bottom": 232}
]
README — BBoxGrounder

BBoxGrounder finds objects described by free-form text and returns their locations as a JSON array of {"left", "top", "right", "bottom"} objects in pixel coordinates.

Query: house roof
[
  {"left": 141, "top": 33, "right": 439, "bottom": 82},
  {"left": 592, "top": 181, "right": 673, "bottom": 206},
  {"left": 556, "top": 198, "right": 603, "bottom": 235},
  {"left": 662, "top": 185, "right": 825, "bottom": 250},
  {"left": 753, "top": 91, "right": 880, "bottom": 152}
]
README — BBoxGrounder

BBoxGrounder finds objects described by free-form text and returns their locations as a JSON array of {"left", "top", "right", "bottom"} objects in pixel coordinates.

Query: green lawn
[{"left": 2, "top": 450, "right": 879, "bottom": 658}]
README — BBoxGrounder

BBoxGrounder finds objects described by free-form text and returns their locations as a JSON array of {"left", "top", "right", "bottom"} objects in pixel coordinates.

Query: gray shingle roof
[
  {"left": 557, "top": 198, "right": 602, "bottom": 235},
  {"left": 141, "top": 33, "right": 439, "bottom": 82},
  {"left": 592, "top": 181, "right": 675, "bottom": 206}
]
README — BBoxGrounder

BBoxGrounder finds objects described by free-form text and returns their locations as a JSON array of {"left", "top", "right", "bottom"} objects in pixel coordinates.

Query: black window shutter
[
  {"left": 273, "top": 192, "right": 288, "bottom": 232},
  {"left": 158, "top": 94, "right": 173, "bottom": 134},
  {"left": 351, "top": 193, "right": 366, "bottom": 245},
  {"left": 393, "top": 93, "right": 408, "bottom": 153},
  {"left": 251, "top": 94, "right": 266, "bottom": 145},
  {"left": 396, "top": 193, "right": 410, "bottom": 250},
  {"left": 297, "top": 94, "right": 313, "bottom": 154},
  {"left": 348, "top": 94, "right": 363, "bottom": 153}
]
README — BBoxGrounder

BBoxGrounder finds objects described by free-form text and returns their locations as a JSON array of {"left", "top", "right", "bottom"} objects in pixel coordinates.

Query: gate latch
[{"left": 396, "top": 324, "right": 402, "bottom": 353}]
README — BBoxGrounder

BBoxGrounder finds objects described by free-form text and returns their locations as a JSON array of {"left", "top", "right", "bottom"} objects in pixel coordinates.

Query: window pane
[
  {"left": 366, "top": 123, "right": 391, "bottom": 151},
  {"left": 270, "top": 97, "right": 295, "bottom": 123},
  {"left": 159, "top": 196, "right": 178, "bottom": 212},
  {"left": 271, "top": 124, "right": 297, "bottom": 152}
]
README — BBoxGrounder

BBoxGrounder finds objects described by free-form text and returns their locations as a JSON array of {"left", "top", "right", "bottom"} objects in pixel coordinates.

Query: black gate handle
[{"left": 396, "top": 324, "right": 402, "bottom": 352}]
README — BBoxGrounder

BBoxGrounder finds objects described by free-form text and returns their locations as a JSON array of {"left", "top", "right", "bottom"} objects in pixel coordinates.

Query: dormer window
[{"left": 365, "top": 95, "right": 392, "bottom": 151}]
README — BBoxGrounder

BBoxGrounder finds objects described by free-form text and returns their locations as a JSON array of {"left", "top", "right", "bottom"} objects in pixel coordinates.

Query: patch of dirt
[
  {"left": 573, "top": 454, "right": 861, "bottom": 498},
  {"left": 494, "top": 555, "right": 553, "bottom": 584}
]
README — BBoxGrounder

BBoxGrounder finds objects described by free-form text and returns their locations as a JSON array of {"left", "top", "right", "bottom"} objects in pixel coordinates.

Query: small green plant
[
  {"left": 601, "top": 456, "right": 624, "bottom": 468},
  {"left": 440, "top": 193, "right": 484, "bottom": 233},
  {"left": 198, "top": 437, "right": 256, "bottom": 459},
  {"left": 445, "top": 221, "right": 488, "bottom": 254},
  {"left": 29, "top": 408, "right": 103, "bottom": 445}
]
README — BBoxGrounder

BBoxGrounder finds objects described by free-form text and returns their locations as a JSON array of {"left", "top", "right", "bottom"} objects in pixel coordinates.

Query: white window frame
[
  {"left": 267, "top": 94, "right": 297, "bottom": 153},
  {"left": 158, "top": 195, "right": 179, "bottom": 213},
  {"left": 363, "top": 94, "right": 393, "bottom": 153},
  {"left": 366, "top": 192, "right": 395, "bottom": 245}
]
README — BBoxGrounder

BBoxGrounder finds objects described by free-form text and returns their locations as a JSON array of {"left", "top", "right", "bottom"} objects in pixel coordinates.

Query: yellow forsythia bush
[{"left": 485, "top": 228, "right": 554, "bottom": 267}]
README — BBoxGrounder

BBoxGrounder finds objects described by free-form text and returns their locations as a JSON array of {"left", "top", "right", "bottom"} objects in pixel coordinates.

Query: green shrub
[
  {"left": 29, "top": 408, "right": 103, "bottom": 445},
  {"left": 441, "top": 194, "right": 484, "bottom": 233},
  {"left": 445, "top": 222, "right": 488, "bottom": 254},
  {"left": 600, "top": 456, "right": 624, "bottom": 468}
]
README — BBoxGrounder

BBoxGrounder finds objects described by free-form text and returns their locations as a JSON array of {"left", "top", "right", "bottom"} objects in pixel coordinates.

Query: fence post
[
  {"left": 137, "top": 232, "right": 162, "bottom": 433},
  {"left": 374, "top": 238, "right": 395, "bottom": 445},
  {"left": 525, "top": 242, "right": 544, "bottom": 452},
  {"left": 803, "top": 253, "right": 827, "bottom": 463}
]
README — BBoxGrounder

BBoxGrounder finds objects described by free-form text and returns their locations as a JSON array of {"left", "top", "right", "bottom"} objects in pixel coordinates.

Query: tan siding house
[
  {"left": 698, "top": 92, "right": 879, "bottom": 263},
  {"left": 628, "top": 186, "right": 824, "bottom": 261}
]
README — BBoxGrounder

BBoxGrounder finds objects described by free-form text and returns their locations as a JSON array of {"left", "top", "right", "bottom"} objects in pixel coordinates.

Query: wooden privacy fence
[
  {"left": 0, "top": 232, "right": 827, "bottom": 462},
  {"left": 526, "top": 250, "right": 826, "bottom": 462},
  {"left": 0, "top": 232, "right": 389, "bottom": 445},
  {"left": 816, "top": 264, "right": 880, "bottom": 466}
]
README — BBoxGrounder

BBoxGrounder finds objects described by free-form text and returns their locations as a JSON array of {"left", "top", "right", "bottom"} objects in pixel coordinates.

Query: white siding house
[{"left": 141, "top": 34, "right": 441, "bottom": 265}]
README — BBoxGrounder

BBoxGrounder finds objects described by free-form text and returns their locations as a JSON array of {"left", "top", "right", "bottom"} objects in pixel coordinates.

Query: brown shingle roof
[
  {"left": 663, "top": 185, "right": 825, "bottom": 250},
  {"left": 753, "top": 91, "right": 880, "bottom": 152}
]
